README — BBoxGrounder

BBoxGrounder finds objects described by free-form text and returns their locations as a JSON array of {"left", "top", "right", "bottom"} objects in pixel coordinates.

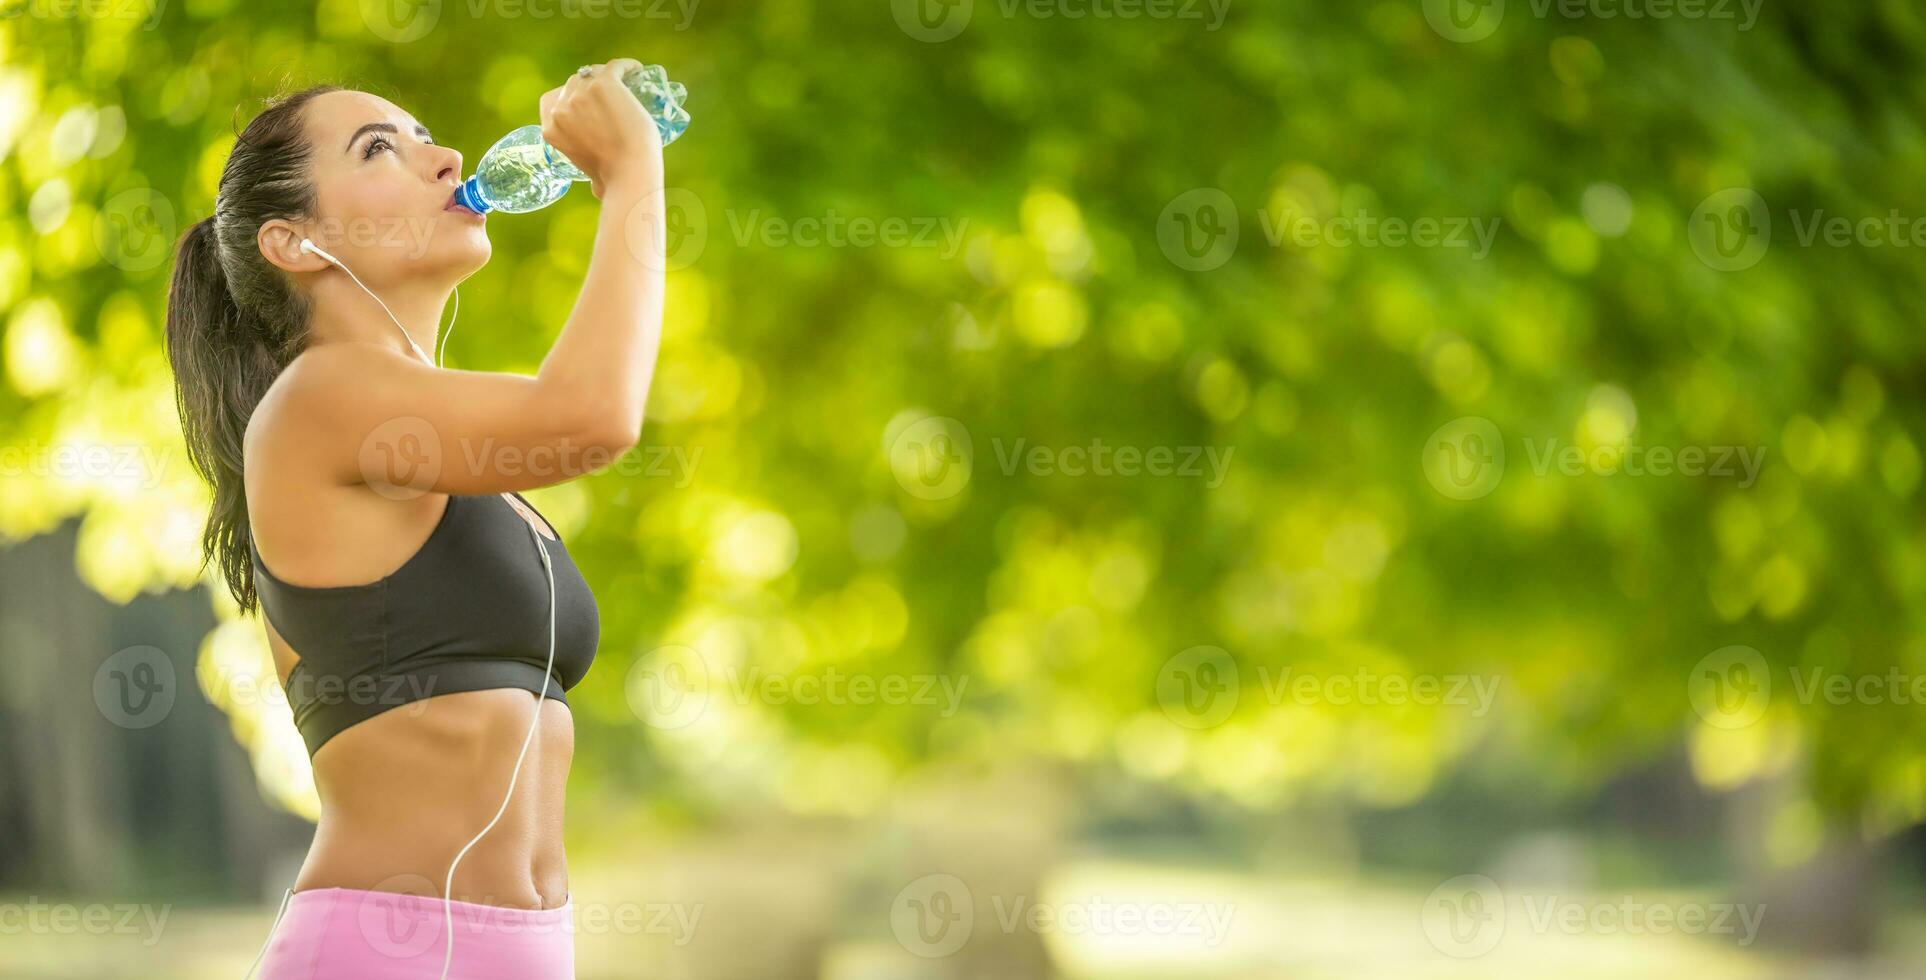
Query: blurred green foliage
[{"left": 3, "top": 0, "right": 1924, "bottom": 851}]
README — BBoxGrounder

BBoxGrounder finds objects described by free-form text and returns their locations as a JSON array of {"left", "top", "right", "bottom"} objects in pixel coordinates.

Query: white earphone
[{"left": 244, "top": 241, "right": 554, "bottom": 980}]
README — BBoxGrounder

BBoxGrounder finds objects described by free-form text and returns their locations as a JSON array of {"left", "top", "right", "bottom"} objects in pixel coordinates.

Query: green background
[{"left": 1, "top": 0, "right": 1922, "bottom": 976}]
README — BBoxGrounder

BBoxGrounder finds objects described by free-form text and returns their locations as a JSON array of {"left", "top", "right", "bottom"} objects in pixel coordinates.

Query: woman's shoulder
[{"left": 245, "top": 342, "right": 413, "bottom": 455}]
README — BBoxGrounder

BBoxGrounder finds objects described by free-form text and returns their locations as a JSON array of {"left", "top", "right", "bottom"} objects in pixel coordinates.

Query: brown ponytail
[{"left": 163, "top": 85, "right": 339, "bottom": 613}]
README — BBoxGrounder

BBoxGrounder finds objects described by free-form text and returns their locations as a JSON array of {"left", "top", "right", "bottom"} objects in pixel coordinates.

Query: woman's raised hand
[{"left": 537, "top": 57, "right": 663, "bottom": 200}]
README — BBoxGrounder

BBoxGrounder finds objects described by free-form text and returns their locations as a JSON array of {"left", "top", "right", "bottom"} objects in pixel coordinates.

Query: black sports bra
[{"left": 250, "top": 491, "right": 600, "bottom": 757}]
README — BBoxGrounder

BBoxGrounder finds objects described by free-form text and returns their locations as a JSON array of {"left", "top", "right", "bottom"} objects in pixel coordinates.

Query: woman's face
[{"left": 295, "top": 89, "right": 488, "bottom": 284}]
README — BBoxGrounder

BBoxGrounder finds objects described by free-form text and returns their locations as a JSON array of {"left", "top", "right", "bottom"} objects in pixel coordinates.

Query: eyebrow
[{"left": 345, "top": 121, "right": 433, "bottom": 154}]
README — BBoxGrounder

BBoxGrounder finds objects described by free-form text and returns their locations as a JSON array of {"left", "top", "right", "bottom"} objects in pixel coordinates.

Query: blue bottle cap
[{"left": 452, "top": 176, "right": 491, "bottom": 215}]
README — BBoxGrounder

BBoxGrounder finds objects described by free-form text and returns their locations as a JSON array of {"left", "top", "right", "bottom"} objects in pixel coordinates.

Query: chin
[
  {"left": 421, "top": 228, "right": 491, "bottom": 279},
  {"left": 453, "top": 233, "right": 491, "bottom": 274}
]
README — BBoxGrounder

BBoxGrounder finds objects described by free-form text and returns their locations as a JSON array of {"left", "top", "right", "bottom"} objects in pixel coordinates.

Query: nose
[{"left": 430, "top": 144, "right": 463, "bottom": 185}]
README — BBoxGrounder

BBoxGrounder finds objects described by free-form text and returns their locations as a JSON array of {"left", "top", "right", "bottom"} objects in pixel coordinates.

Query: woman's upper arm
[{"left": 260, "top": 343, "right": 639, "bottom": 496}]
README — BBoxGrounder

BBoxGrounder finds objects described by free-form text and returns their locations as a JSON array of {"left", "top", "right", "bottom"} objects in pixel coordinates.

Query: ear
[{"left": 258, "top": 219, "right": 326, "bottom": 273}]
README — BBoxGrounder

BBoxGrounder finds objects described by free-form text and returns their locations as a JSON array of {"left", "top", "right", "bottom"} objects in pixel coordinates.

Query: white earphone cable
[
  {"left": 438, "top": 520, "right": 554, "bottom": 980},
  {"left": 247, "top": 242, "right": 559, "bottom": 980},
  {"left": 297, "top": 238, "right": 434, "bottom": 366},
  {"left": 436, "top": 285, "right": 459, "bottom": 368},
  {"left": 241, "top": 886, "right": 293, "bottom": 980}
]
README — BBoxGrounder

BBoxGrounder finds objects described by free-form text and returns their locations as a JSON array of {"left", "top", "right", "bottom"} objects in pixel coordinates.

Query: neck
[{"left": 307, "top": 268, "right": 452, "bottom": 364}]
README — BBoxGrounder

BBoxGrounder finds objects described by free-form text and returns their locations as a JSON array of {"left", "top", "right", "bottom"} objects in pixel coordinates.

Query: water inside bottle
[
  {"left": 470, "top": 130, "right": 575, "bottom": 213},
  {"left": 454, "top": 63, "right": 689, "bottom": 215}
]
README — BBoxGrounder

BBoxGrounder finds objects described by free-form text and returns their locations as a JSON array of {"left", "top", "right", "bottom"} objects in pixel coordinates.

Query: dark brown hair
[{"left": 164, "top": 85, "right": 340, "bottom": 613}]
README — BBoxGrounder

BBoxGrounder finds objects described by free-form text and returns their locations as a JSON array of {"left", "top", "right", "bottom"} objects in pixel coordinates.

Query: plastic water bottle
[{"left": 452, "top": 63, "right": 689, "bottom": 215}]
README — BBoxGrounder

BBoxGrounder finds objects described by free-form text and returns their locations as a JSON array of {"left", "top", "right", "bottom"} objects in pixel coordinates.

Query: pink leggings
[{"left": 254, "top": 886, "right": 575, "bottom": 979}]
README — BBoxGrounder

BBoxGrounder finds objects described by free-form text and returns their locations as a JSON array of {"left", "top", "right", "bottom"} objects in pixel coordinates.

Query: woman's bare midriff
[
  {"left": 274, "top": 636, "right": 575, "bottom": 910},
  {"left": 247, "top": 482, "right": 577, "bottom": 912}
]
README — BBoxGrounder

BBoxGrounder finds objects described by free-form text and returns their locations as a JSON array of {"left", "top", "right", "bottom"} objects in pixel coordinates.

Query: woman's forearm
[{"left": 536, "top": 170, "right": 666, "bottom": 447}]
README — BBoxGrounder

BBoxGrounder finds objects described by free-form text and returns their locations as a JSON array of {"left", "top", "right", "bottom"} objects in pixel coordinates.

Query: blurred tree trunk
[
  {"left": 1727, "top": 774, "right": 1880, "bottom": 956},
  {"left": 880, "top": 758, "right": 1075, "bottom": 980},
  {"left": 0, "top": 521, "right": 311, "bottom": 901}
]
